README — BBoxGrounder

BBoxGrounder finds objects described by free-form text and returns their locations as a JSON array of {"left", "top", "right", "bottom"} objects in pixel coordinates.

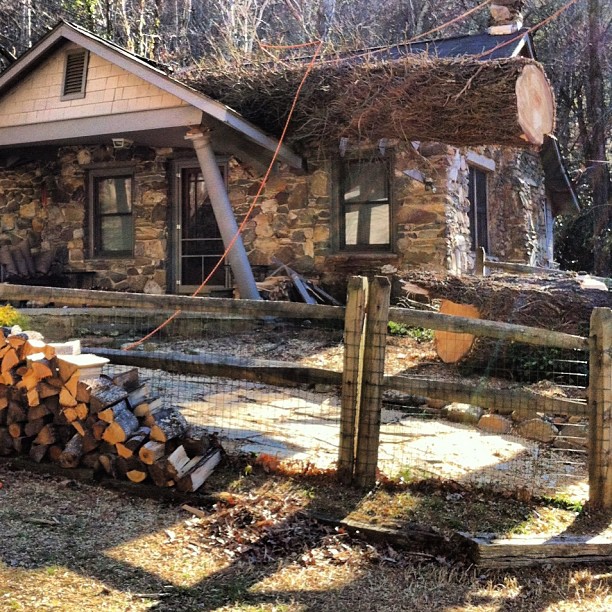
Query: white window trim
[{"left": 466, "top": 151, "right": 496, "bottom": 173}]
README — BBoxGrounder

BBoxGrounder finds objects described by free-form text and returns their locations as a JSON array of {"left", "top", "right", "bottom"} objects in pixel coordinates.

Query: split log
[
  {"left": 91, "top": 419, "right": 108, "bottom": 441},
  {"left": 98, "top": 399, "right": 131, "bottom": 424},
  {"left": 182, "top": 434, "right": 211, "bottom": 458},
  {"left": 22, "top": 339, "right": 55, "bottom": 360},
  {"left": 116, "top": 426, "right": 150, "bottom": 459},
  {"left": 148, "top": 406, "right": 188, "bottom": 443},
  {"left": 81, "top": 431, "right": 99, "bottom": 454},
  {"left": 76, "top": 381, "right": 91, "bottom": 403},
  {"left": 99, "top": 454, "right": 118, "bottom": 478},
  {"left": 28, "top": 403, "right": 51, "bottom": 420},
  {"left": 48, "top": 444, "right": 64, "bottom": 463},
  {"left": 132, "top": 396, "right": 162, "bottom": 419},
  {"left": 164, "top": 445, "right": 189, "bottom": 479},
  {"left": 176, "top": 449, "right": 222, "bottom": 492},
  {"left": 139, "top": 440, "right": 166, "bottom": 465},
  {"left": 59, "top": 386, "right": 78, "bottom": 408},
  {"left": 71, "top": 420, "right": 86, "bottom": 436},
  {"left": 33, "top": 424, "right": 58, "bottom": 446},
  {"left": 126, "top": 383, "right": 151, "bottom": 409},
  {"left": 7, "top": 422, "right": 22, "bottom": 438},
  {"left": 24, "top": 417, "right": 47, "bottom": 437},
  {"left": 101, "top": 405, "right": 139, "bottom": 445},
  {"left": 148, "top": 459, "right": 174, "bottom": 487},
  {"left": 58, "top": 434, "right": 84, "bottom": 469},
  {"left": 112, "top": 368, "right": 140, "bottom": 391},
  {"left": 126, "top": 470, "right": 147, "bottom": 483},
  {"left": 88, "top": 378, "right": 128, "bottom": 414},
  {"left": 29, "top": 443, "right": 48, "bottom": 463},
  {"left": 26, "top": 353, "right": 55, "bottom": 379},
  {"left": 12, "top": 435, "right": 33, "bottom": 455},
  {"left": 38, "top": 381, "right": 61, "bottom": 399},
  {"left": 7, "top": 401, "right": 27, "bottom": 424}
]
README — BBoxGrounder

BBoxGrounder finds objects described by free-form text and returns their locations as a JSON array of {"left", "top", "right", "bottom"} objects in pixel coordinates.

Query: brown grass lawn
[{"left": 2, "top": 463, "right": 612, "bottom": 612}]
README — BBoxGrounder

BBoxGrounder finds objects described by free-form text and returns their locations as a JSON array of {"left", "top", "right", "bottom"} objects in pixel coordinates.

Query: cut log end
[{"left": 516, "top": 64, "right": 555, "bottom": 146}]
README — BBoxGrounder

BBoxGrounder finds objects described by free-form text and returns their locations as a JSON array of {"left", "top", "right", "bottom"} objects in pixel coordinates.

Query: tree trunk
[{"left": 587, "top": 0, "right": 611, "bottom": 277}]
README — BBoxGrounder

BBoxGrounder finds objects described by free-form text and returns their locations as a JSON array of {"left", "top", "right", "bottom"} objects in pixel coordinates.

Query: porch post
[{"left": 185, "top": 128, "right": 261, "bottom": 300}]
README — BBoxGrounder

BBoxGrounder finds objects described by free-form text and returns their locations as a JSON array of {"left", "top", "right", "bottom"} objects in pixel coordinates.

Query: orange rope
[
  {"left": 125, "top": 0, "right": 576, "bottom": 350},
  {"left": 124, "top": 40, "right": 323, "bottom": 350}
]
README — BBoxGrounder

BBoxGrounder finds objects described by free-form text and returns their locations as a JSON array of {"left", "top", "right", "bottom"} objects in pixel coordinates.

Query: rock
[
  {"left": 478, "top": 414, "right": 512, "bottom": 434},
  {"left": 443, "top": 402, "right": 484, "bottom": 425},
  {"left": 514, "top": 418, "right": 558, "bottom": 443},
  {"left": 510, "top": 408, "right": 544, "bottom": 422},
  {"left": 143, "top": 280, "right": 163, "bottom": 294},
  {"left": 553, "top": 423, "right": 588, "bottom": 451}
]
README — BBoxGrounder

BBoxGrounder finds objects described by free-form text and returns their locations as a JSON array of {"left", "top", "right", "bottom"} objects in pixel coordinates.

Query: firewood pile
[{"left": 0, "top": 328, "right": 221, "bottom": 492}]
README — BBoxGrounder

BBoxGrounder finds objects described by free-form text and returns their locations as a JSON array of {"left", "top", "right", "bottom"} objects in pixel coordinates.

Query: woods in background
[{"left": 0, "top": 0, "right": 609, "bottom": 275}]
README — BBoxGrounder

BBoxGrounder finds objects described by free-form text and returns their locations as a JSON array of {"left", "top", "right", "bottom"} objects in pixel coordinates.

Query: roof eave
[{"left": 0, "top": 22, "right": 303, "bottom": 170}]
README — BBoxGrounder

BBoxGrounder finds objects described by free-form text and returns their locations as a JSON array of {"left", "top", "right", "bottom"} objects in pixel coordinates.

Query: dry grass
[{"left": 2, "top": 464, "right": 612, "bottom": 611}]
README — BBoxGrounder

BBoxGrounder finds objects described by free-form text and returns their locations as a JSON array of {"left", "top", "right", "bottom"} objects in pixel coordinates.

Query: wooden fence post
[
  {"left": 475, "top": 247, "right": 486, "bottom": 276},
  {"left": 338, "top": 276, "right": 368, "bottom": 483},
  {"left": 354, "top": 276, "right": 391, "bottom": 488},
  {"left": 588, "top": 307, "right": 612, "bottom": 510}
]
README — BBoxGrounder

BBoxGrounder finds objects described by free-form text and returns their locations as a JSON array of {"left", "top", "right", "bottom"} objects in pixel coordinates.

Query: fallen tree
[{"left": 186, "top": 54, "right": 555, "bottom": 148}]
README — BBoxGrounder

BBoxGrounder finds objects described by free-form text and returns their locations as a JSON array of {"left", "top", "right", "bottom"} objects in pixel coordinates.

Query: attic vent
[{"left": 61, "top": 50, "right": 88, "bottom": 99}]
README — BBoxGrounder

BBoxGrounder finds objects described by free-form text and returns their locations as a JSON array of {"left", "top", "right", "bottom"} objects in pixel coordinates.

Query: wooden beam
[
  {"left": 85, "top": 347, "right": 342, "bottom": 388},
  {"left": 338, "top": 276, "right": 368, "bottom": 484},
  {"left": 0, "top": 284, "right": 343, "bottom": 320},
  {"left": 588, "top": 308, "right": 612, "bottom": 509},
  {"left": 355, "top": 276, "right": 390, "bottom": 489},
  {"left": 388, "top": 307, "right": 589, "bottom": 352},
  {"left": 460, "top": 532, "right": 612, "bottom": 568}
]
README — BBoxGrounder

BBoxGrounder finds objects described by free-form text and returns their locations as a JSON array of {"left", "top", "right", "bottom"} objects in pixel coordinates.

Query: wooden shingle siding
[{"left": 0, "top": 47, "right": 188, "bottom": 128}]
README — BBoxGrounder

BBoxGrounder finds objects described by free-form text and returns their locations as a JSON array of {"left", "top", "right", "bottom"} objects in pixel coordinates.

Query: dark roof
[{"left": 359, "top": 29, "right": 533, "bottom": 62}]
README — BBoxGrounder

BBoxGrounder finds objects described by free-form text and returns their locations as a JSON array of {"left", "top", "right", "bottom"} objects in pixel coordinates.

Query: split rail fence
[{"left": 0, "top": 278, "right": 610, "bottom": 508}]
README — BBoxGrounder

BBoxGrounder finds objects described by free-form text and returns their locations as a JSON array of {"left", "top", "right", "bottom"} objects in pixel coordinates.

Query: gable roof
[{"left": 0, "top": 21, "right": 302, "bottom": 169}]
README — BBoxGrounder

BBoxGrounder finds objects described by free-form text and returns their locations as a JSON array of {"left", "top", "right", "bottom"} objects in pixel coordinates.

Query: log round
[{"left": 515, "top": 64, "right": 555, "bottom": 145}]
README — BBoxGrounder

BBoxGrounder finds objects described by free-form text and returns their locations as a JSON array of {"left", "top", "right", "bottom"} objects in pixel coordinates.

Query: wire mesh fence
[{"left": 1, "top": 279, "right": 607, "bottom": 506}]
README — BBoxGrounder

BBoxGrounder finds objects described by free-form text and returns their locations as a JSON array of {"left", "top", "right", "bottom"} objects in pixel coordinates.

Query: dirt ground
[
  {"left": 2, "top": 465, "right": 612, "bottom": 612},
  {"left": 117, "top": 327, "right": 588, "bottom": 502}
]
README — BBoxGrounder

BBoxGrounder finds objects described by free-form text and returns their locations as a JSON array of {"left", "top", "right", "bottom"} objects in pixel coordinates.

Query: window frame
[
  {"left": 336, "top": 153, "right": 394, "bottom": 253},
  {"left": 87, "top": 166, "right": 135, "bottom": 259},
  {"left": 61, "top": 49, "right": 89, "bottom": 101},
  {"left": 467, "top": 165, "right": 490, "bottom": 252}
]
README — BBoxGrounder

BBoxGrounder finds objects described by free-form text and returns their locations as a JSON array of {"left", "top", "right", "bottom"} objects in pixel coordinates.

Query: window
[
  {"left": 88, "top": 168, "right": 134, "bottom": 257},
  {"left": 468, "top": 166, "right": 489, "bottom": 251},
  {"left": 339, "top": 156, "right": 391, "bottom": 250},
  {"left": 61, "top": 49, "right": 89, "bottom": 100}
]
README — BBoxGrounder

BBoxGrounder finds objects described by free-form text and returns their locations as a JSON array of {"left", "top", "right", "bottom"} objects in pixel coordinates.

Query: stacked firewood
[{"left": 0, "top": 328, "right": 221, "bottom": 492}]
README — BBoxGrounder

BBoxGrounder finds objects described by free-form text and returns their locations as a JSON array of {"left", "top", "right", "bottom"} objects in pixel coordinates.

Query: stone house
[{"left": 0, "top": 21, "right": 577, "bottom": 297}]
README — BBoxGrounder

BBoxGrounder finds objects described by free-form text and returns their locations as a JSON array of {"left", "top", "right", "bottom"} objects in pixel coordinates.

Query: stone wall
[
  {"left": 0, "top": 145, "right": 170, "bottom": 292},
  {"left": 0, "top": 140, "right": 553, "bottom": 295},
  {"left": 443, "top": 144, "right": 553, "bottom": 274}
]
